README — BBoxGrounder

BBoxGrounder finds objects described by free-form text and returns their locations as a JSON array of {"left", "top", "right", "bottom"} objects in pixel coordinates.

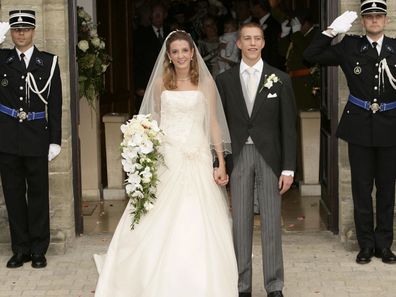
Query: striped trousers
[{"left": 230, "top": 144, "right": 284, "bottom": 293}]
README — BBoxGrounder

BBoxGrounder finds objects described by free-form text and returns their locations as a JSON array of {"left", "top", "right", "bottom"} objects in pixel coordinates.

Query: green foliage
[{"left": 76, "top": 6, "right": 112, "bottom": 107}]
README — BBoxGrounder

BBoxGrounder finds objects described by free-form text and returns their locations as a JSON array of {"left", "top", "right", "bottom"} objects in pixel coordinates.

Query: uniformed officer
[
  {"left": 0, "top": 10, "right": 62, "bottom": 268},
  {"left": 304, "top": 0, "right": 396, "bottom": 264}
]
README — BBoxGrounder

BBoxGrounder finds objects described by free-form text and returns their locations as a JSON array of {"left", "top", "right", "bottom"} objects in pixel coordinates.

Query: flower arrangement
[
  {"left": 120, "top": 114, "right": 164, "bottom": 229},
  {"left": 76, "top": 6, "right": 111, "bottom": 107},
  {"left": 259, "top": 73, "right": 282, "bottom": 93}
]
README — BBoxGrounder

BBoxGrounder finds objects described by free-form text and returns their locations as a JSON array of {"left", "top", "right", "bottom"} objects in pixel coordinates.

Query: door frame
[
  {"left": 68, "top": 0, "right": 83, "bottom": 235},
  {"left": 319, "top": 0, "right": 339, "bottom": 233}
]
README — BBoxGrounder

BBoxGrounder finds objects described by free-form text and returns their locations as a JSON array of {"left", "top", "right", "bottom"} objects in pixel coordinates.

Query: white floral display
[
  {"left": 259, "top": 73, "right": 282, "bottom": 93},
  {"left": 121, "top": 114, "right": 164, "bottom": 229}
]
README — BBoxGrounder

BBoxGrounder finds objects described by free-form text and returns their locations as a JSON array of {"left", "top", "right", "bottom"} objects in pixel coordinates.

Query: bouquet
[{"left": 121, "top": 114, "right": 164, "bottom": 229}]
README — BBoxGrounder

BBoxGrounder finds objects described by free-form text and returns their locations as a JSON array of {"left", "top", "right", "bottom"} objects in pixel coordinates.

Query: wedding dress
[{"left": 94, "top": 90, "right": 238, "bottom": 297}]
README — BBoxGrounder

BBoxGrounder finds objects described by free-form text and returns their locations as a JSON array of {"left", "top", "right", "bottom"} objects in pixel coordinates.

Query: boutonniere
[{"left": 258, "top": 73, "right": 282, "bottom": 93}]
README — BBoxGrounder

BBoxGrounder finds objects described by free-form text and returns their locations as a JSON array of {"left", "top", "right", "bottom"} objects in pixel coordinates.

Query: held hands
[
  {"left": 213, "top": 165, "right": 229, "bottom": 186},
  {"left": 278, "top": 174, "right": 293, "bottom": 195},
  {"left": 48, "top": 144, "right": 61, "bottom": 161},
  {"left": 327, "top": 11, "right": 358, "bottom": 36},
  {"left": 0, "top": 22, "right": 10, "bottom": 45}
]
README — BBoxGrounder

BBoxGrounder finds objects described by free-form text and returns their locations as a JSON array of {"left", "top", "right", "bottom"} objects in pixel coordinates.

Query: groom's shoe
[
  {"left": 356, "top": 247, "right": 374, "bottom": 264},
  {"left": 374, "top": 248, "right": 396, "bottom": 264},
  {"left": 239, "top": 293, "right": 251, "bottom": 297},
  {"left": 268, "top": 291, "right": 284, "bottom": 297}
]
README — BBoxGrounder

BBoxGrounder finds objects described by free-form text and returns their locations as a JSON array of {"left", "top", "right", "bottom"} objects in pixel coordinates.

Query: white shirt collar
[
  {"left": 152, "top": 25, "right": 163, "bottom": 36},
  {"left": 16, "top": 46, "right": 34, "bottom": 65},
  {"left": 367, "top": 35, "right": 384, "bottom": 52},
  {"left": 240, "top": 58, "right": 264, "bottom": 75},
  {"left": 259, "top": 13, "right": 270, "bottom": 26},
  {"left": 15, "top": 46, "right": 34, "bottom": 61}
]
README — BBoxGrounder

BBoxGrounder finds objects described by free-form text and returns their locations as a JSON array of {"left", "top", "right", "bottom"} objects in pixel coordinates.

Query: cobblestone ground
[{"left": 0, "top": 231, "right": 394, "bottom": 297}]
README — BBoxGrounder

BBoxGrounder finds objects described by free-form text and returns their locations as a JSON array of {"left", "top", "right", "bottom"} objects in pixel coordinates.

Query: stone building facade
[
  {"left": 0, "top": 0, "right": 75, "bottom": 254},
  {"left": 0, "top": 0, "right": 395, "bottom": 253}
]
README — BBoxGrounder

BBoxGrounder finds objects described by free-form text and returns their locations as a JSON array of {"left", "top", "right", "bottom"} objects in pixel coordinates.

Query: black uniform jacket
[
  {"left": 0, "top": 47, "right": 62, "bottom": 156},
  {"left": 304, "top": 34, "right": 396, "bottom": 147},
  {"left": 216, "top": 63, "right": 297, "bottom": 177}
]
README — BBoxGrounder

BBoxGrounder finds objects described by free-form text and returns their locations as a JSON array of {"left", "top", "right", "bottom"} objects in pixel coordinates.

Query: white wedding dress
[{"left": 94, "top": 90, "right": 238, "bottom": 297}]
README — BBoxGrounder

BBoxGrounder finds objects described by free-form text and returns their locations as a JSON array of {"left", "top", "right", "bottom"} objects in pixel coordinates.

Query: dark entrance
[{"left": 76, "top": 0, "right": 340, "bottom": 234}]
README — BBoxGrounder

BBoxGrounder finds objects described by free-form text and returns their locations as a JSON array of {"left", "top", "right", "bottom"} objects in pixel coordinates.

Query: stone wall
[
  {"left": 339, "top": 0, "right": 396, "bottom": 250},
  {"left": 0, "top": 0, "right": 74, "bottom": 254}
]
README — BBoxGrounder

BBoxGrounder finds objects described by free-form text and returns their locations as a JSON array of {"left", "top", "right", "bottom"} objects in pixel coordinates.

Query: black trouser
[
  {"left": 348, "top": 143, "right": 396, "bottom": 249},
  {"left": 0, "top": 152, "right": 49, "bottom": 255}
]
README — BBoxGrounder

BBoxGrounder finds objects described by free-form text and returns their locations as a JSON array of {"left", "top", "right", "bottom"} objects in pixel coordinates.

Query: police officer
[
  {"left": 0, "top": 10, "right": 62, "bottom": 268},
  {"left": 304, "top": 0, "right": 396, "bottom": 264}
]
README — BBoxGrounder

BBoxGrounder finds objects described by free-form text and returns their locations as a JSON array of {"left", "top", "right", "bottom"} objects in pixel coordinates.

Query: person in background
[
  {"left": 133, "top": 1, "right": 169, "bottom": 112},
  {"left": 218, "top": 17, "right": 240, "bottom": 74}
]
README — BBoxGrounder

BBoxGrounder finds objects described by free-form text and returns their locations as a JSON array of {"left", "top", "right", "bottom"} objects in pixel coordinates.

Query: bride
[{"left": 94, "top": 30, "right": 238, "bottom": 297}]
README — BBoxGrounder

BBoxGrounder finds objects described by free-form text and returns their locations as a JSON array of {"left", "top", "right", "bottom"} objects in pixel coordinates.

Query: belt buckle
[
  {"left": 17, "top": 111, "right": 28, "bottom": 122},
  {"left": 370, "top": 102, "right": 380, "bottom": 114}
]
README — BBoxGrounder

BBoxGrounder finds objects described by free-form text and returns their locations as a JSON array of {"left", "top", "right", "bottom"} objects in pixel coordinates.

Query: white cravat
[{"left": 246, "top": 67, "right": 257, "bottom": 102}]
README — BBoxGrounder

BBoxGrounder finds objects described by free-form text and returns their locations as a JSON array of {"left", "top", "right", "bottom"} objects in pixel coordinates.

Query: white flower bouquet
[{"left": 121, "top": 114, "right": 164, "bottom": 229}]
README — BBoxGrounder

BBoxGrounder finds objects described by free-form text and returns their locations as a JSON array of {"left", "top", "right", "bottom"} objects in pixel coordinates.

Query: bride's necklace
[{"left": 176, "top": 76, "right": 191, "bottom": 81}]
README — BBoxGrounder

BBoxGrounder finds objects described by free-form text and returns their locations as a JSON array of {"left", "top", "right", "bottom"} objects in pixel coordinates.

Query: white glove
[
  {"left": 281, "top": 20, "right": 291, "bottom": 38},
  {"left": 290, "top": 17, "right": 301, "bottom": 33},
  {"left": 48, "top": 144, "right": 61, "bottom": 161},
  {"left": 0, "top": 22, "right": 10, "bottom": 45},
  {"left": 327, "top": 11, "right": 358, "bottom": 36}
]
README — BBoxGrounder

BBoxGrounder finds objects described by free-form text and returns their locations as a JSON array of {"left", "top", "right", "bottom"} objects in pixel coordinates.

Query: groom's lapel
[
  {"left": 231, "top": 65, "right": 250, "bottom": 120},
  {"left": 251, "top": 64, "right": 271, "bottom": 119}
]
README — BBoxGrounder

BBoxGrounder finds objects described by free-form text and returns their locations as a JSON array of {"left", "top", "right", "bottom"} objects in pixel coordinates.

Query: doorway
[{"left": 77, "top": 0, "right": 340, "bottom": 234}]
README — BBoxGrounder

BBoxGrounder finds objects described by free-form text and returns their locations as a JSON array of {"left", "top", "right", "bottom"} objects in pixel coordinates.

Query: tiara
[{"left": 164, "top": 29, "right": 191, "bottom": 42}]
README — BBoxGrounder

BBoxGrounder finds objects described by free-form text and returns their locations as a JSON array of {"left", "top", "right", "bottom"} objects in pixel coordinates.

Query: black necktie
[
  {"left": 372, "top": 42, "right": 379, "bottom": 56},
  {"left": 157, "top": 28, "right": 164, "bottom": 45},
  {"left": 20, "top": 53, "right": 27, "bottom": 70}
]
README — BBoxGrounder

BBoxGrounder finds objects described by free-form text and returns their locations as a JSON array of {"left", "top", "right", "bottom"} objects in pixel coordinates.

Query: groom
[{"left": 216, "top": 22, "right": 296, "bottom": 297}]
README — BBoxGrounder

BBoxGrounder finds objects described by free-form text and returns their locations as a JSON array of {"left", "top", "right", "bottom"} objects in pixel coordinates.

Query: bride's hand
[{"left": 213, "top": 165, "right": 229, "bottom": 186}]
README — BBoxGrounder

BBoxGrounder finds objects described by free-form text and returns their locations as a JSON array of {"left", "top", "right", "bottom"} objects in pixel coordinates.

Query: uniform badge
[
  {"left": 35, "top": 58, "right": 44, "bottom": 66},
  {"left": 354, "top": 66, "right": 362, "bottom": 75},
  {"left": 1, "top": 78, "right": 8, "bottom": 86}
]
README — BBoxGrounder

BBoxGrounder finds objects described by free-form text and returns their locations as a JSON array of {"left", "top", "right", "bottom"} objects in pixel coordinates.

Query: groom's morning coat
[{"left": 216, "top": 62, "right": 297, "bottom": 177}]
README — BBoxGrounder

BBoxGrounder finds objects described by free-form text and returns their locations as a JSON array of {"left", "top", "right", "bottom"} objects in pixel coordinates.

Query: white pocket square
[{"left": 267, "top": 93, "right": 278, "bottom": 98}]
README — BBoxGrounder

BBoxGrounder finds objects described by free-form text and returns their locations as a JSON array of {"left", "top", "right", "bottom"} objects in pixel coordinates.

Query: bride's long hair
[{"left": 163, "top": 31, "right": 199, "bottom": 89}]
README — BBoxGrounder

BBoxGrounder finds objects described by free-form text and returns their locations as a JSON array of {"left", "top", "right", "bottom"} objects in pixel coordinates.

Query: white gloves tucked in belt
[
  {"left": 0, "top": 22, "right": 10, "bottom": 44},
  {"left": 48, "top": 144, "right": 61, "bottom": 161},
  {"left": 325, "top": 11, "right": 358, "bottom": 37}
]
